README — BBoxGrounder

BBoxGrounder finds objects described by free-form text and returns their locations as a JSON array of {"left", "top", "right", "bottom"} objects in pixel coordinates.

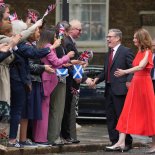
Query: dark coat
[
  {"left": 0, "top": 51, "right": 11, "bottom": 63},
  {"left": 97, "top": 45, "right": 134, "bottom": 95},
  {"left": 10, "top": 41, "right": 50, "bottom": 85}
]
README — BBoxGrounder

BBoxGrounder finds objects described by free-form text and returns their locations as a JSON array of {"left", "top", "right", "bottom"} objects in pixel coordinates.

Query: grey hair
[
  {"left": 109, "top": 29, "right": 122, "bottom": 40},
  {"left": 69, "top": 19, "right": 81, "bottom": 29},
  {"left": 11, "top": 20, "right": 28, "bottom": 35}
]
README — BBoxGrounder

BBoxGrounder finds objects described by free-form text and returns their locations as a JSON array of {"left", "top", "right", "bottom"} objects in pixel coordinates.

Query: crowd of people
[
  {"left": 0, "top": 1, "right": 94, "bottom": 150},
  {"left": 1, "top": 1, "right": 155, "bottom": 154}
]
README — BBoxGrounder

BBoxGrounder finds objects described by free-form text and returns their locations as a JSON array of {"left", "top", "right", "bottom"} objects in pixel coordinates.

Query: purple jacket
[{"left": 41, "top": 43, "right": 69, "bottom": 96}]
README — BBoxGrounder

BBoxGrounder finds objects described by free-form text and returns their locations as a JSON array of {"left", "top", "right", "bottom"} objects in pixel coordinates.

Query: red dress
[{"left": 116, "top": 50, "right": 155, "bottom": 136}]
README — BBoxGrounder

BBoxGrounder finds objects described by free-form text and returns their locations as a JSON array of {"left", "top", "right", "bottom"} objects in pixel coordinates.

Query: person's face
[
  {"left": 71, "top": 26, "right": 82, "bottom": 39},
  {"left": 106, "top": 32, "right": 119, "bottom": 48},
  {"left": 30, "top": 27, "right": 40, "bottom": 41},
  {"left": 133, "top": 34, "right": 139, "bottom": 47},
  {"left": 34, "top": 27, "right": 40, "bottom": 41},
  {"left": 3, "top": 7, "right": 10, "bottom": 21}
]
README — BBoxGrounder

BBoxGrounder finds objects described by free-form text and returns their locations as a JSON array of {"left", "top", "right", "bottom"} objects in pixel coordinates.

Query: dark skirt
[{"left": 22, "top": 81, "right": 43, "bottom": 120}]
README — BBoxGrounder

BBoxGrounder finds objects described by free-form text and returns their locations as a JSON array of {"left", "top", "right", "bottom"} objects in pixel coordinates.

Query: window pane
[{"left": 59, "top": 0, "right": 107, "bottom": 41}]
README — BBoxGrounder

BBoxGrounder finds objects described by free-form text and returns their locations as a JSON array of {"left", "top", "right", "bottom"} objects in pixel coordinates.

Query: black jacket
[
  {"left": 97, "top": 45, "right": 134, "bottom": 95},
  {"left": 0, "top": 51, "right": 12, "bottom": 62},
  {"left": 10, "top": 41, "right": 50, "bottom": 85}
]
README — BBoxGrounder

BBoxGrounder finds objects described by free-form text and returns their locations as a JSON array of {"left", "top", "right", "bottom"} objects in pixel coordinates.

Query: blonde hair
[{"left": 11, "top": 20, "right": 27, "bottom": 35}]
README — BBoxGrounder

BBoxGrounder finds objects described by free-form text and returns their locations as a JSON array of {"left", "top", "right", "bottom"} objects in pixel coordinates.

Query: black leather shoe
[
  {"left": 61, "top": 138, "right": 72, "bottom": 145},
  {"left": 66, "top": 138, "right": 80, "bottom": 144}
]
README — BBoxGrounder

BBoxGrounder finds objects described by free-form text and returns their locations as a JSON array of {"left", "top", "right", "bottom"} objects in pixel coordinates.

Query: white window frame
[{"left": 56, "top": 0, "right": 109, "bottom": 53}]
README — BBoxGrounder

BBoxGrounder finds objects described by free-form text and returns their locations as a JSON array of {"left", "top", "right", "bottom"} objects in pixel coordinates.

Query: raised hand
[
  {"left": 52, "top": 39, "right": 61, "bottom": 49},
  {"left": 67, "top": 51, "right": 75, "bottom": 58},
  {"left": 10, "top": 34, "right": 22, "bottom": 47}
]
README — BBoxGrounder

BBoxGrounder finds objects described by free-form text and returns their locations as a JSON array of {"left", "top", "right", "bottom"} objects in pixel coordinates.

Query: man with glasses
[
  {"left": 61, "top": 19, "right": 83, "bottom": 144},
  {"left": 92, "top": 29, "right": 134, "bottom": 151}
]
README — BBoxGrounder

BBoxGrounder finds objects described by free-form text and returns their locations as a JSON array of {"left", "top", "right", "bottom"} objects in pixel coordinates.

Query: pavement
[{"left": 0, "top": 121, "right": 152, "bottom": 155}]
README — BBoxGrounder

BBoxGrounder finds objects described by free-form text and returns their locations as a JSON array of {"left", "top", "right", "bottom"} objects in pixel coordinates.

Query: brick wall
[
  {"left": 5, "top": 0, "right": 56, "bottom": 25},
  {"left": 109, "top": 0, "right": 155, "bottom": 48},
  {"left": 93, "top": 0, "right": 155, "bottom": 65},
  {"left": 4, "top": 0, "right": 155, "bottom": 65}
]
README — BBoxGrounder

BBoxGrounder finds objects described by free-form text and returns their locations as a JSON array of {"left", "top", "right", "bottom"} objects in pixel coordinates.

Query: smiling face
[
  {"left": 106, "top": 31, "right": 121, "bottom": 48},
  {"left": 133, "top": 34, "right": 139, "bottom": 48},
  {"left": 3, "top": 6, "right": 10, "bottom": 21},
  {"left": 69, "top": 20, "right": 82, "bottom": 39},
  {"left": 29, "top": 27, "right": 40, "bottom": 42}
]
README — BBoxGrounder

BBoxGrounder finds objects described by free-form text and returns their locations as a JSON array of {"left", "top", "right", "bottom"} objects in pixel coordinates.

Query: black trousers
[
  {"left": 105, "top": 84, "right": 132, "bottom": 145},
  {"left": 61, "top": 86, "right": 77, "bottom": 140}
]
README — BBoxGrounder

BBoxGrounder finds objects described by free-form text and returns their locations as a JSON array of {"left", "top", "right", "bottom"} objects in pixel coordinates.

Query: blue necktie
[{"left": 151, "top": 54, "right": 155, "bottom": 78}]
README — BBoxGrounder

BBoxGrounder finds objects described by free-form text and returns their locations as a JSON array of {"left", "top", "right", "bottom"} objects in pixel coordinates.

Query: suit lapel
[
  {"left": 105, "top": 52, "right": 110, "bottom": 74},
  {"left": 110, "top": 45, "right": 122, "bottom": 68}
]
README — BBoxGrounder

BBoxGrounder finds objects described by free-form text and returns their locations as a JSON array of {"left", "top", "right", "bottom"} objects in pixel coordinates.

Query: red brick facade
[{"left": 5, "top": 0, "right": 155, "bottom": 64}]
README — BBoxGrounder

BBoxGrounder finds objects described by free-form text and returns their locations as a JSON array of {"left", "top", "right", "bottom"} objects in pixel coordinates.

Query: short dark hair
[{"left": 37, "top": 27, "right": 56, "bottom": 48}]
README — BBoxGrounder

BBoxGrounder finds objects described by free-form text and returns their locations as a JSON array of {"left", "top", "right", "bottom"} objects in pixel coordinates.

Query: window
[{"left": 56, "top": 0, "right": 109, "bottom": 52}]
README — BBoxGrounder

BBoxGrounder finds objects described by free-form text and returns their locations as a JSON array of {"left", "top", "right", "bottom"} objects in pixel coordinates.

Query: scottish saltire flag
[
  {"left": 78, "top": 50, "right": 93, "bottom": 62},
  {"left": 73, "top": 65, "right": 83, "bottom": 79},
  {"left": 42, "top": 3, "right": 56, "bottom": 19},
  {"left": 59, "top": 24, "right": 65, "bottom": 39},
  {"left": 56, "top": 68, "right": 68, "bottom": 77},
  {"left": 9, "top": 12, "right": 18, "bottom": 21},
  {"left": 28, "top": 10, "right": 38, "bottom": 23}
]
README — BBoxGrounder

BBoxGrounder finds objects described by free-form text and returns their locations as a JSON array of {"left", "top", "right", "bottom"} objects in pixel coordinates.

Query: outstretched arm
[{"left": 114, "top": 51, "right": 149, "bottom": 77}]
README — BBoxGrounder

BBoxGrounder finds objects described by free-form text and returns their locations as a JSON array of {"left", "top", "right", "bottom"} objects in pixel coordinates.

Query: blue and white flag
[
  {"left": 56, "top": 68, "right": 68, "bottom": 77},
  {"left": 73, "top": 65, "right": 83, "bottom": 79}
]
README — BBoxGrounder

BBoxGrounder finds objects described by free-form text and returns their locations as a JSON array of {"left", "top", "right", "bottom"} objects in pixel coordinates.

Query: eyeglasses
[
  {"left": 106, "top": 35, "right": 116, "bottom": 39},
  {"left": 75, "top": 28, "right": 82, "bottom": 32}
]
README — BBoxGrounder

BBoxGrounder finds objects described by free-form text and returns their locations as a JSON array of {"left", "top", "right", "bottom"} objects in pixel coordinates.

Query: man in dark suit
[
  {"left": 93, "top": 29, "right": 134, "bottom": 151},
  {"left": 61, "top": 19, "right": 82, "bottom": 144}
]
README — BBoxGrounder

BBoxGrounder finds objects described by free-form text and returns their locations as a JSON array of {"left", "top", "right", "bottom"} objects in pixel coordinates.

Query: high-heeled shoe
[{"left": 105, "top": 145, "right": 125, "bottom": 152}]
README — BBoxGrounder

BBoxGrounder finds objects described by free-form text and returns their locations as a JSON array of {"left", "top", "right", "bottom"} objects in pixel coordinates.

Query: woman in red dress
[{"left": 106, "top": 28, "right": 155, "bottom": 153}]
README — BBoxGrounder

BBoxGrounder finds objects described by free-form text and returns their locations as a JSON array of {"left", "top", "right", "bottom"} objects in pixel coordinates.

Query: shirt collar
[
  {"left": 69, "top": 35, "right": 76, "bottom": 44},
  {"left": 113, "top": 44, "right": 121, "bottom": 52}
]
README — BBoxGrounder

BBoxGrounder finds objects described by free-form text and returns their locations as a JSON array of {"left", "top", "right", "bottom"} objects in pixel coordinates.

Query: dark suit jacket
[
  {"left": 10, "top": 41, "right": 50, "bottom": 85},
  {"left": 64, "top": 36, "right": 79, "bottom": 59},
  {"left": 64, "top": 36, "right": 80, "bottom": 89},
  {"left": 97, "top": 44, "right": 134, "bottom": 96}
]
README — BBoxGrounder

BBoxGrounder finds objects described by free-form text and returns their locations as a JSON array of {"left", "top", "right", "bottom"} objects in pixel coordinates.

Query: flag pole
[{"left": 62, "top": 0, "right": 69, "bottom": 21}]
